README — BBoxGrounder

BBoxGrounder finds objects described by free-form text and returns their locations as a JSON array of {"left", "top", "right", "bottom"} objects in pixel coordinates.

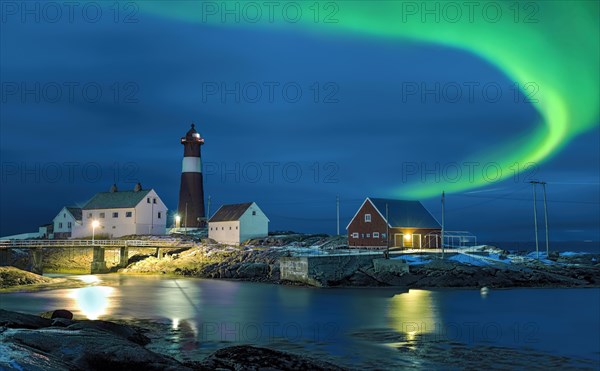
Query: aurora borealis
[
  {"left": 141, "top": 1, "right": 599, "bottom": 198},
  {"left": 1, "top": 1, "right": 598, "bottom": 239}
]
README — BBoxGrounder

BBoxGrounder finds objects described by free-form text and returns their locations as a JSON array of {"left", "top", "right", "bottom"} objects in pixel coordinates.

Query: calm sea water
[{"left": 1, "top": 275, "right": 598, "bottom": 369}]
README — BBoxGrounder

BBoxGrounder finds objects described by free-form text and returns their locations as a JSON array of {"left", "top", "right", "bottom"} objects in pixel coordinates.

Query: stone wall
[{"left": 280, "top": 253, "right": 383, "bottom": 287}]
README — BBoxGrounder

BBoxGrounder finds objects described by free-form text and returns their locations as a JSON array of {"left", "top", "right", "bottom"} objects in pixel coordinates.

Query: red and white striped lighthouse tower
[{"left": 178, "top": 123, "right": 205, "bottom": 228}]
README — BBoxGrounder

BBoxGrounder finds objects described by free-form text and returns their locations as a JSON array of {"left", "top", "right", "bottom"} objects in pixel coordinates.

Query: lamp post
[
  {"left": 91, "top": 220, "right": 99, "bottom": 245},
  {"left": 175, "top": 215, "right": 181, "bottom": 229}
]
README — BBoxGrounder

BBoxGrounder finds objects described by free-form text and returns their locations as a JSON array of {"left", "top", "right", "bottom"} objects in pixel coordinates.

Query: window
[
  {"left": 126, "top": 212, "right": 132, "bottom": 218},
  {"left": 58, "top": 222, "right": 63, "bottom": 228},
  {"left": 157, "top": 212, "right": 162, "bottom": 219},
  {"left": 366, "top": 233, "right": 371, "bottom": 238},
  {"left": 99, "top": 212, "right": 105, "bottom": 218},
  {"left": 112, "top": 226, "right": 116, "bottom": 229},
  {"left": 222, "top": 227, "right": 224, "bottom": 230},
  {"left": 352, "top": 233, "right": 359, "bottom": 238},
  {"left": 236, "top": 226, "right": 238, "bottom": 230},
  {"left": 63, "top": 213, "right": 66, "bottom": 218},
  {"left": 147, "top": 198, "right": 150, "bottom": 203},
  {"left": 88, "top": 213, "right": 93, "bottom": 218},
  {"left": 361, "top": 233, "right": 365, "bottom": 238},
  {"left": 153, "top": 198, "right": 157, "bottom": 204},
  {"left": 373, "top": 232, "right": 380, "bottom": 238},
  {"left": 229, "top": 226, "right": 232, "bottom": 230},
  {"left": 210, "top": 227, "right": 213, "bottom": 230},
  {"left": 382, "top": 233, "right": 387, "bottom": 239},
  {"left": 112, "top": 212, "right": 119, "bottom": 218},
  {"left": 365, "top": 214, "right": 371, "bottom": 222},
  {"left": 68, "top": 222, "right": 72, "bottom": 228},
  {"left": 252, "top": 211, "right": 256, "bottom": 216}
]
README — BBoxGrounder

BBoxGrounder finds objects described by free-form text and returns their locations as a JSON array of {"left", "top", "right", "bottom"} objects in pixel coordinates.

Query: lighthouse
[{"left": 178, "top": 123, "right": 205, "bottom": 228}]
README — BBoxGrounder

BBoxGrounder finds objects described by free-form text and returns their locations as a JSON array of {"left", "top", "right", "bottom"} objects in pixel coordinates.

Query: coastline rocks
[
  {"left": 1, "top": 310, "right": 348, "bottom": 371},
  {"left": 201, "top": 345, "right": 347, "bottom": 371}
]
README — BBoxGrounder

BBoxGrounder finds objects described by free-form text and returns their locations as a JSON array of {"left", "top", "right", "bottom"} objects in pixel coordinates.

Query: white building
[
  {"left": 208, "top": 202, "right": 269, "bottom": 245},
  {"left": 72, "top": 184, "right": 168, "bottom": 238},
  {"left": 52, "top": 207, "right": 83, "bottom": 239}
]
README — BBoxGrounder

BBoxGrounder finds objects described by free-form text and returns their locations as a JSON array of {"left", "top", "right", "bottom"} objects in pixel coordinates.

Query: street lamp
[
  {"left": 92, "top": 220, "right": 100, "bottom": 245},
  {"left": 175, "top": 215, "right": 181, "bottom": 229}
]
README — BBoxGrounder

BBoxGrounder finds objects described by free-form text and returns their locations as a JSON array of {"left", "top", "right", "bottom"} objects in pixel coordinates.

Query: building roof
[
  {"left": 83, "top": 190, "right": 151, "bottom": 210},
  {"left": 351, "top": 197, "right": 441, "bottom": 229},
  {"left": 208, "top": 202, "right": 253, "bottom": 222},
  {"left": 66, "top": 207, "right": 82, "bottom": 221}
]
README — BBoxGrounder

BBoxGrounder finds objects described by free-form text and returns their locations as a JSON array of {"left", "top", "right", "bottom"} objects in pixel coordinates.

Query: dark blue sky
[{"left": 1, "top": 6, "right": 598, "bottom": 241}]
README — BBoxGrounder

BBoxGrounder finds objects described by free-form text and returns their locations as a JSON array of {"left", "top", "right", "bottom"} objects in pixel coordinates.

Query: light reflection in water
[
  {"left": 69, "top": 286, "right": 114, "bottom": 320},
  {"left": 388, "top": 289, "right": 440, "bottom": 343}
]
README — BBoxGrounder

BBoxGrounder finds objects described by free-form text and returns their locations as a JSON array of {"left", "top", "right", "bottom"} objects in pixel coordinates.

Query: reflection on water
[
  {"left": 388, "top": 289, "right": 439, "bottom": 342},
  {"left": 68, "top": 279, "right": 114, "bottom": 320}
]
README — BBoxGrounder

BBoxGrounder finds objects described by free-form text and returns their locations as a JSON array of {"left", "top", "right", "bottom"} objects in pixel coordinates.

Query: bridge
[{"left": 0, "top": 239, "right": 195, "bottom": 274}]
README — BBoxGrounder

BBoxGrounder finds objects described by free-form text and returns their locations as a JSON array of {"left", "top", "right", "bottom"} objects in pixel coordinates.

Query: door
[
  {"left": 413, "top": 234, "right": 422, "bottom": 249},
  {"left": 394, "top": 234, "right": 403, "bottom": 247}
]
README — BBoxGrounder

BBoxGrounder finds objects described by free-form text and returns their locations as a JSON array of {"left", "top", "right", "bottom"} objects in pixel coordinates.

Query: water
[{"left": 1, "top": 275, "right": 599, "bottom": 369}]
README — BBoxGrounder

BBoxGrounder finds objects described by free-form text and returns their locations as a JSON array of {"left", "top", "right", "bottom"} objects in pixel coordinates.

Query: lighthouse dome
[{"left": 185, "top": 123, "right": 202, "bottom": 140}]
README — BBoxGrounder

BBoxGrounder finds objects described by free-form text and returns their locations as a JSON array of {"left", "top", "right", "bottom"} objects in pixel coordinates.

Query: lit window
[
  {"left": 352, "top": 233, "right": 358, "bottom": 238},
  {"left": 113, "top": 212, "right": 119, "bottom": 218},
  {"left": 365, "top": 214, "right": 371, "bottom": 222},
  {"left": 373, "top": 232, "right": 380, "bottom": 238},
  {"left": 126, "top": 212, "right": 132, "bottom": 217}
]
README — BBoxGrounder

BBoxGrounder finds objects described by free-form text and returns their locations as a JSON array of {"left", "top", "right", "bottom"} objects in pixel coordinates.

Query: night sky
[{"left": 1, "top": 2, "right": 598, "bottom": 242}]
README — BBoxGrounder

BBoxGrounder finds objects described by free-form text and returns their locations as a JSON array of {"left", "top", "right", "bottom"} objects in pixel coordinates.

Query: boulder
[
  {"left": 0, "top": 309, "right": 52, "bottom": 329},
  {"left": 201, "top": 345, "right": 347, "bottom": 371},
  {"left": 51, "top": 309, "right": 73, "bottom": 320}
]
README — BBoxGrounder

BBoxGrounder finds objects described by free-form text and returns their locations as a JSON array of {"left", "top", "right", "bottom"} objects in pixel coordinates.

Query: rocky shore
[
  {"left": 120, "top": 238, "right": 600, "bottom": 289},
  {"left": 0, "top": 309, "right": 346, "bottom": 370}
]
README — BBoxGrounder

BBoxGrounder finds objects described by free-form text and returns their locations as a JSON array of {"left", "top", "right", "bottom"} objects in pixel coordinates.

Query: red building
[{"left": 346, "top": 197, "right": 442, "bottom": 249}]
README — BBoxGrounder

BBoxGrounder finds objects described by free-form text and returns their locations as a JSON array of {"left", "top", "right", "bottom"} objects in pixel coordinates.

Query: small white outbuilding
[{"left": 208, "top": 202, "right": 269, "bottom": 245}]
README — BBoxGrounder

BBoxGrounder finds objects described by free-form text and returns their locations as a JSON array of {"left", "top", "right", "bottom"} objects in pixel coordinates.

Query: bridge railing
[{"left": 0, "top": 239, "right": 195, "bottom": 248}]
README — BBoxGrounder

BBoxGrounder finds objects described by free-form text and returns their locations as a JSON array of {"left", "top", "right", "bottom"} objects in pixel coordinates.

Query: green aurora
[{"left": 140, "top": 1, "right": 599, "bottom": 198}]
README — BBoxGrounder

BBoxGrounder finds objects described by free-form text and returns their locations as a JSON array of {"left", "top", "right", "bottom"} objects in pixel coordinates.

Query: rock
[
  {"left": 0, "top": 309, "right": 52, "bottom": 329},
  {"left": 236, "top": 262, "right": 269, "bottom": 279},
  {"left": 200, "top": 345, "right": 347, "bottom": 370},
  {"left": 2, "top": 327, "right": 185, "bottom": 370},
  {"left": 67, "top": 320, "right": 150, "bottom": 345},
  {"left": 51, "top": 309, "right": 73, "bottom": 320}
]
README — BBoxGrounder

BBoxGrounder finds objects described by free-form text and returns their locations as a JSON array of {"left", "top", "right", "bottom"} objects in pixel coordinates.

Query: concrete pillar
[
  {"left": 118, "top": 246, "right": 129, "bottom": 268},
  {"left": 0, "top": 248, "right": 9, "bottom": 266},
  {"left": 91, "top": 246, "right": 107, "bottom": 274},
  {"left": 31, "top": 248, "right": 44, "bottom": 275}
]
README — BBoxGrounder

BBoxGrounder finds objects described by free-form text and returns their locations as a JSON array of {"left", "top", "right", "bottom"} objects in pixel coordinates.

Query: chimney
[
  {"left": 110, "top": 184, "right": 118, "bottom": 193},
  {"left": 134, "top": 183, "right": 142, "bottom": 192}
]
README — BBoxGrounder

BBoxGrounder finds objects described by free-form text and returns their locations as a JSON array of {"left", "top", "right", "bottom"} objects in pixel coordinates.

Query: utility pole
[
  {"left": 441, "top": 191, "right": 445, "bottom": 259},
  {"left": 207, "top": 195, "right": 212, "bottom": 220},
  {"left": 385, "top": 203, "right": 390, "bottom": 259},
  {"left": 336, "top": 195, "right": 340, "bottom": 236},
  {"left": 541, "top": 182, "right": 549, "bottom": 256},
  {"left": 530, "top": 181, "right": 539, "bottom": 260}
]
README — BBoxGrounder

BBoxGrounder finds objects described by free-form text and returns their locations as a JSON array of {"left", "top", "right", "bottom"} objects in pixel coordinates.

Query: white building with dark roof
[
  {"left": 72, "top": 183, "right": 168, "bottom": 238},
  {"left": 53, "top": 206, "right": 83, "bottom": 239},
  {"left": 208, "top": 202, "right": 269, "bottom": 245}
]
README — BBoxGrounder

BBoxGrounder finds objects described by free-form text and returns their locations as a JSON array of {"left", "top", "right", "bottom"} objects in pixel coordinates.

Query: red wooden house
[{"left": 346, "top": 197, "right": 442, "bottom": 249}]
